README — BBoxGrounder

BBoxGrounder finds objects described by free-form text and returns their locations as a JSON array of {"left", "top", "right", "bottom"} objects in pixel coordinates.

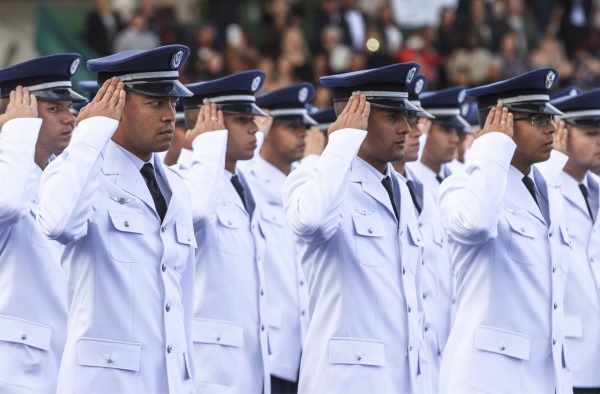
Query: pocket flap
[
  {"left": 108, "top": 210, "right": 145, "bottom": 234},
  {"left": 474, "top": 326, "right": 530, "bottom": 360},
  {"left": 216, "top": 207, "right": 243, "bottom": 229},
  {"left": 505, "top": 214, "right": 535, "bottom": 239},
  {"left": 560, "top": 224, "right": 571, "bottom": 246},
  {"left": 78, "top": 337, "right": 142, "bottom": 371},
  {"left": 564, "top": 315, "right": 582, "bottom": 338},
  {"left": 261, "top": 204, "right": 284, "bottom": 226},
  {"left": 352, "top": 213, "right": 385, "bottom": 237},
  {"left": 267, "top": 305, "right": 282, "bottom": 329},
  {"left": 0, "top": 315, "right": 52, "bottom": 351},
  {"left": 176, "top": 221, "right": 197, "bottom": 248},
  {"left": 329, "top": 337, "right": 386, "bottom": 366},
  {"left": 408, "top": 225, "right": 425, "bottom": 247},
  {"left": 192, "top": 319, "right": 244, "bottom": 347}
]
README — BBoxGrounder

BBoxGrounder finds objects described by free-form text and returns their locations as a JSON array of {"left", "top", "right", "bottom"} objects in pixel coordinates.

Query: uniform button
[
  {"left": 31, "top": 199, "right": 37, "bottom": 204},
  {"left": 500, "top": 345, "right": 506, "bottom": 351},
  {"left": 301, "top": 310, "right": 306, "bottom": 316},
  {"left": 424, "top": 324, "right": 429, "bottom": 332},
  {"left": 549, "top": 230, "right": 553, "bottom": 237},
  {"left": 520, "top": 226, "right": 525, "bottom": 233},
  {"left": 418, "top": 222, "right": 423, "bottom": 228},
  {"left": 591, "top": 258, "right": 595, "bottom": 263},
  {"left": 124, "top": 221, "right": 130, "bottom": 228},
  {"left": 260, "top": 288, "right": 264, "bottom": 296},
  {"left": 402, "top": 267, "right": 406, "bottom": 275},
  {"left": 106, "top": 355, "right": 114, "bottom": 364},
  {"left": 356, "top": 354, "right": 362, "bottom": 362},
  {"left": 21, "top": 334, "right": 27, "bottom": 341},
  {"left": 216, "top": 335, "right": 221, "bottom": 342},
  {"left": 227, "top": 220, "right": 232, "bottom": 226},
  {"left": 408, "top": 305, "right": 412, "bottom": 313},
  {"left": 167, "top": 345, "right": 173, "bottom": 353},
  {"left": 299, "top": 280, "right": 304, "bottom": 286},
  {"left": 161, "top": 226, "right": 166, "bottom": 233},
  {"left": 161, "top": 263, "right": 167, "bottom": 272},
  {"left": 552, "top": 338, "right": 556, "bottom": 345},
  {"left": 423, "top": 292, "right": 427, "bottom": 300},
  {"left": 409, "top": 345, "right": 413, "bottom": 352},
  {"left": 553, "top": 302, "right": 558, "bottom": 310},
  {"left": 368, "top": 228, "right": 374, "bottom": 234},
  {"left": 261, "top": 324, "right": 265, "bottom": 331},
  {"left": 166, "top": 303, "right": 171, "bottom": 312},
  {"left": 552, "top": 265, "right": 556, "bottom": 273},
  {"left": 416, "top": 236, "right": 421, "bottom": 242}
]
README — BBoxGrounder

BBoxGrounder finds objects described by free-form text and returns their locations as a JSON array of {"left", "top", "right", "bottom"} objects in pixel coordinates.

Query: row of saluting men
[{"left": 0, "top": 43, "right": 598, "bottom": 394}]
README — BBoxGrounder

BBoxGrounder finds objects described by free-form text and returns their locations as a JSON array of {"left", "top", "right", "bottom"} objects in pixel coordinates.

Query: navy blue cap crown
[
  {"left": 550, "top": 86, "right": 580, "bottom": 105},
  {"left": 78, "top": 80, "right": 99, "bottom": 96},
  {"left": 553, "top": 88, "right": 600, "bottom": 127},
  {"left": 257, "top": 82, "right": 316, "bottom": 125},
  {"left": 420, "top": 86, "right": 469, "bottom": 130},
  {"left": 466, "top": 68, "right": 562, "bottom": 116},
  {"left": 461, "top": 102, "right": 480, "bottom": 127},
  {"left": 307, "top": 105, "right": 336, "bottom": 132},
  {"left": 184, "top": 70, "right": 267, "bottom": 116},
  {"left": 87, "top": 44, "right": 192, "bottom": 98},
  {"left": 320, "top": 62, "right": 425, "bottom": 114},
  {"left": 407, "top": 74, "right": 434, "bottom": 119},
  {"left": 0, "top": 53, "right": 87, "bottom": 103}
]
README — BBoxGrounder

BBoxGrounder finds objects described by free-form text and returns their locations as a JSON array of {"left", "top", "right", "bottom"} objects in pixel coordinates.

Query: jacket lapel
[
  {"left": 507, "top": 166, "right": 546, "bottom": 225},
  {"left": 350, "top": 159, "right": 397, "bottom": 221}
]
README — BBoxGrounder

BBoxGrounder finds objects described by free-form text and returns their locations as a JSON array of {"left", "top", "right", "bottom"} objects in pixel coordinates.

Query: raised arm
[
  {"left": 0, "top": 87, "right": 41, "bottom": 227},
  {"left": 438, "top": 102, "right": 516, "bottom": 244},
  {"left": 37, "top": 78, "right": 125, "bottom": 244},
  {"left": 283, "top": 93, "right": 369, "bottom": 242}
]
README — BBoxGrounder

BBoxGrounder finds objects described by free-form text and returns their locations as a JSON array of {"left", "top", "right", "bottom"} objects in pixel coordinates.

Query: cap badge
[
  {"left": 406, "top": 67, "right": 417, "bottom": 84},
  {"left": 171, "top": 50, "right": 184, "bottom": 69},
  {"left": 569, "top": 88, "right": 577, "bottom": 97},
  {"left": 298, "top": 87, "right": 308, "bottom": 102},
  {"left": 415, "top": 79, "right": 424, "bottom": 94},
  {"left": 251, "top": 76, "right": 261, "bottom": 92},
  {"left": 545, "top": 71, "right": 555, "bottom": 89},
  {"left": 69, "top": 58, "right": 80, "bottom": 75},
  {"left": 458, "top": 89, "right": 466, "bottom": 104}
]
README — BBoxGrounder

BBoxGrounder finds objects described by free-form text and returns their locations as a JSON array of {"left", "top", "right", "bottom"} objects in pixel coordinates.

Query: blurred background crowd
[{"left": 2, "top": 0, "right": 600, "bottom": 105}]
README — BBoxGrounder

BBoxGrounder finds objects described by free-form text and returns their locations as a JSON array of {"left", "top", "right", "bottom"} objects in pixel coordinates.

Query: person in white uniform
[
  {"left": 393, "top": 74, "right": 455, "bottom": 394},
  {"left": 247, "top": 82, "right": 317, "bottom": 393},
  {"left": 437, "top": 68, "right": 574, "bottom": 394},
  {"left": 36, "top": 45, "right": 197, "bottom": 394},
  {"left": 0, "top": 53, "right": 86, "bottom": 393},
  {"left": 539, "top": 89, "right": 600, "bottom": 394},
  {"left": 181, "top": 70, "right": 271, "bottom": 394},
  {"left": 283, "top": 62, "right": 430, "bottom": 394},
  {"left": 406, "top": 85, "right": 470, "bottom": 197}
]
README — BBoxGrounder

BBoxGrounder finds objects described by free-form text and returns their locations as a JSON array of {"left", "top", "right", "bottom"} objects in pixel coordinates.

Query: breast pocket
[
  {"left": 215, "top": 205, "right": 249, "bottom": 255},
  {"left": 470, "top": 325, "right": 530, "bottom": 392},
  {"left": 352, "top": 213, "right": 387, "bottom": 267},
  {"left": 108, "top": 210, "right": 145, "bottom": 263},
  {"left": 406, "top": 224, "right": 425, "bottom": 274},
  {"left": 174, "top": 221, "right": 196, "bottom": 274},
  {"left": 505, "top": 214, "right": 538, "bottom": 265},
  {"left": 192, "top": 319, "right": 245, "bottom": 386},
  {"left": 328, "top": 337, "right": 385, "bottom": 394}
]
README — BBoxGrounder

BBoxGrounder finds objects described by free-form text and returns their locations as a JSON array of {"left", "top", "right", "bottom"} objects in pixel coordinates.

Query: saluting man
[
  {"left": 36, "top": 45, "right": 197, "bottom": 394},
  {"left": 438, "top": 68, "right": 574, "bottom": 394},
  {"left": 0, "top": 53, "right": 86, "bottom": 393},
  {"left": 540, "top": 89, "right": 600, "bottom": 394},
  {"left": 283, "top": 63, "right": 430, "bottom": 394},
  {"left": 180, "top": 71, "right": 271, "bottom": 394}
]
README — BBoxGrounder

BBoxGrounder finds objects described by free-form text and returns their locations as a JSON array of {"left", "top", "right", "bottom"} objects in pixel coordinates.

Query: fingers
[
  {"left": 355, "top": 92, "right": 366, "bottom": 114},
  {"left": 210, "top": 101, "right": 218, "bottom": 121},
  {"left": 101, "top": 78, "right": 119, "bottom": 104},
  {"left": 499, "top": 105, "right": 509, "bottom": 125},
  {"left": 28, "top": 92, "right": 37, "bottom": 108},
  {"left": 485, "top": 107, "right": 496, "bottom": 126},
  {"left": 95, "top": 78, "right": 112, "bottom": 101},
  {"left": 216, "top": 109, "right": 223, "bottom": 124}
]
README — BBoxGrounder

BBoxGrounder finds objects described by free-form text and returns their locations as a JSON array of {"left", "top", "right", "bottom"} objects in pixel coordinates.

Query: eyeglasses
[{"left": 512, "top": 114, "right": 553, "bottom": 126}]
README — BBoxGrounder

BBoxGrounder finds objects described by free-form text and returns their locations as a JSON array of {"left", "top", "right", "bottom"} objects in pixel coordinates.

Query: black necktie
[
  {"left": 522, "top": 176, "right": 540, "bottom": 209},
  {"left": 140, "top": 163, "right": 167, "bottom": 222},
  {"left": 231, "top": 174, "right": 247, "bottom": 211},
  {"left": 579, "top": 183, "right": 594, "bottom": 221},
  {"left": 436, "top": 174, "right": 444, "bottom": 184},
  {"left": 382, "top": 176, "right": 399, "bottom": 221},
  {"left": 406, "top": 179, "right": 422, "bottom": 214}
]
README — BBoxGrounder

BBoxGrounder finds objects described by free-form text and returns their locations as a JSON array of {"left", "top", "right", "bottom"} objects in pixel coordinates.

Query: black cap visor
[
  {"left": 125, "top": 80, "right": 193, "bottom": 98},
  {"left": 432, "top": 115, "right": 471, "bottom": 133},
  {"left": 504, "top": 101, "right": 563, "bottom": 116},
  {"left": 32, "top": 87, "right": 88, "bottom": 104},
  {"left": 564, "top": 116, "right": 600, "bottom": 128},
  {"left": 272, "top": 113, "right": 317, "bottom": 127},
  {"left": 216, "top": 102, "right": 268, "bottom": 117},
  {"left": 363, "top": 97, "right": 425, "bottom": 116}
]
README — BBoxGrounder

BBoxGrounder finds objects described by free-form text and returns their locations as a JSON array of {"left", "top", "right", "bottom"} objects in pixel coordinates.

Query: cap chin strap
[
  {"left": 207, "top": 94, "right": 256, "bottom": 103},
  {"left": 560, "top": 109, "right": 600, "bottom": 119},
  {"left": 27, "top": 80, "right": 72, "bottom": 92},
  {"left": 117, "top": 70, "right": 179, "bottom": 82},
  {"left": 501, "top": 94, "right": 550, "bottom": 105},
  {"left": 268, "top": 108, "right": 308, "bottom": 117}
]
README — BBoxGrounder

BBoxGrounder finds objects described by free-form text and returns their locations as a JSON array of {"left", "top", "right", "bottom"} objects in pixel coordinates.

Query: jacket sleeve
[
  {"left": 282, "top": 128, "right": 366, "bottom": 243},
  {"left": 179, "top": 129, "right": 227, "bottom": 228},
  {"left": 0, "top": 118, "right": 42, "bottom": 227},
  {"left": 181, "top": 238, "right": 196, "bottom": 382},
  {"left": 37, "top": 116, "right": 119, "bottom": 244},
  {"left": 437, "top": 131, "right": 516, "bottom": 245}
]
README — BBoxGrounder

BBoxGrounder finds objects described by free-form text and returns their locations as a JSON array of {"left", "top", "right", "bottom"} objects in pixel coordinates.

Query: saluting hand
[
  {"left": 76, "top": 77, "right": 126, "bottom": 124},
  {"left": 304, "top": 126, "right": 327, "bottom": 156},
  {"left": 328, "top": 92, "right": 370, "bottom": 135},
  {"left": 0, "top": 86, "right": 38, "bottom": 129},
  {"left": 185, "top": 99, "right": 225, "bottom": 144},
  {"left": 553, "top": 118, "right": 568, "bottom": 154},
  {"left": 478, "top": 100, "right": 513, "bottom": 139}
]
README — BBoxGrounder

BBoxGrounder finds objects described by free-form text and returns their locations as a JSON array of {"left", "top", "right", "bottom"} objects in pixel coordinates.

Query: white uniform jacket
[
  {"left": 246, "top": 154, "right": 309, "bottom": 382},
  {"left": 438, "top": 131, "right": 573, "bottom": 394},
  {"left": 180, "top": 131, "right": 270, "bottom": 394},
  {"left": 283, "top": 129, "right": 429, "bottom": 394},
  {"left": 0, "top": 118, "right": 67, "bottom": 393},
  {"left": 537, "top": 151, "right": 600, "bottom": 387},
  {"left": 403, "top": 167, "right": 455, "bottom": 394},
  {"left": 37, "top": 116, "right": 196, "bottom": 394},
  {"left": 406, "top": 160, "right": 452, "bottom": 198}
]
